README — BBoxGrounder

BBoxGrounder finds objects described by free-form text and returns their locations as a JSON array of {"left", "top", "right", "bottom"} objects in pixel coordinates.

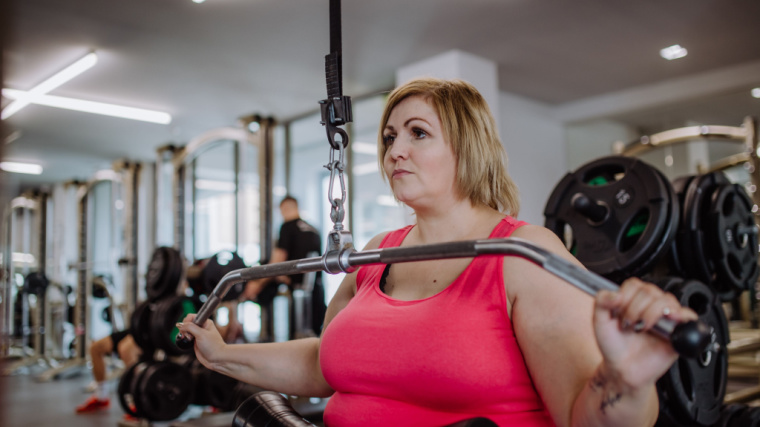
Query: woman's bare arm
[
  {"left": 507, "top": 225, "right": 693, "bottom": 427},
  {"left": 177, "top": 232, "right": 389, "bottom": 397}
]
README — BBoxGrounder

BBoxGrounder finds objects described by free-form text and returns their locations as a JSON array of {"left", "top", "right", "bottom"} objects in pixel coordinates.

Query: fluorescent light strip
[
  {"left": 2, "top": 89, "right": 172, "bottom": 124},
  {"left": 0, "top": 161, "right": 43, "bottom": 175},
  {"left": 2, "top": 52, "right": 98, "bottom": 120}
]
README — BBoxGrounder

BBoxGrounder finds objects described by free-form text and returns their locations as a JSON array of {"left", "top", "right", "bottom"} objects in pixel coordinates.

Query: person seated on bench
[{"left": 178, "top": 78, "right": 696, "bottom": 427}]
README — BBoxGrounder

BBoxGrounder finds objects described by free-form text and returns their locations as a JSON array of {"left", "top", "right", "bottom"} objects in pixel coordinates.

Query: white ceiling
[{"left": 3, "top": 0, "right": 760, "bottom": 191}]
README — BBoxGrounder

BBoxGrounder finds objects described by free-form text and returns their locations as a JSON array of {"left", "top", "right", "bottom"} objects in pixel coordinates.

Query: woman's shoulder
[
  {"left": 510, "top": 224, "right": 570, "bottom": 256},
  {"left": 362, "top": 231, "right": 392, "bottom": 250},
  {"left": 362, "top": 225, "right": 414, "bottom": 250}
]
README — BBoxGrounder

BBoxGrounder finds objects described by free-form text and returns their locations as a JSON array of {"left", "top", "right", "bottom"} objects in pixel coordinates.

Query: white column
[{"left": 395, "top": 50, "right": 500, "bottom": 133}]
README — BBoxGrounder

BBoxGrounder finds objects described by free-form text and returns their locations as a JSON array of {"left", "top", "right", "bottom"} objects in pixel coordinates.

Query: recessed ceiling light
[
  {"left": 192, "top": 0, "right": 206, "bottom": 3},
  {"left": 660, "top": 44, "right": 688, "bottom": 61},
  {"left": 752, "top": 88, "right": 760, "bottom": 99},
  {"left": 0, "top": 161, "right": 43, "bottom": 175}
]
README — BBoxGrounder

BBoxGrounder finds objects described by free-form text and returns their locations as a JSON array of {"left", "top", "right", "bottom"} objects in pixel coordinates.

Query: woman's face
[{"left": 381, "top": 95, "right": 459, "bottom": 208}]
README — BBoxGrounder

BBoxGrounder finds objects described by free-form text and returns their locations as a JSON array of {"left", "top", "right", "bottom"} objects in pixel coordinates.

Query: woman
[{"left": 178, "top": 78, "right": 696, "bottom": 427}]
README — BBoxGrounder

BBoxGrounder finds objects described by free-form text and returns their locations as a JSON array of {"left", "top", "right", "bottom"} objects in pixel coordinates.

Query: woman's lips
[{"left": 392, "top": 169, "right": 410, "bottom": 178}]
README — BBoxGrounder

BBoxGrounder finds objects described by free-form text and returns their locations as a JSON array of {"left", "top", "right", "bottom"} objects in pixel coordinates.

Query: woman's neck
[{"left": 409, "top": 200, "right": 504, "bottom": 245}]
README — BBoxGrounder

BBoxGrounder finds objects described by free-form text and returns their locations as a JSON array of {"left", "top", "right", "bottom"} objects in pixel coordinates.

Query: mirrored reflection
[{"left": 193, "top": 140, "right": 236, "bottom": 261}]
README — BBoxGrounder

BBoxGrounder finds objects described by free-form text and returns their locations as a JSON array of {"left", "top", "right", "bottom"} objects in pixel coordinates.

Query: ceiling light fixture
[
  {"left": 660, "top": 44, "right": 688, "bottom": 61},
  {"left": 0, "top": 161, "right": 43, "bottom": 175},
  {"left": 752, "top": 88, "right": 760, "bottom": 99},
  {"left": 192, "top": 0, "right": 206, "bottom": 3},
  {"left": 2, "top": 52, "right": 98, "bottom": 120},
  {"left": 2, "top": 89, "right": 172, "bottom": 124}
]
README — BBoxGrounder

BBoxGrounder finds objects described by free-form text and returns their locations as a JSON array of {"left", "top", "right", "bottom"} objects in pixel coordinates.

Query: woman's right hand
[{"left": 177, "top": 314, "right": 226, "bottom": 369}]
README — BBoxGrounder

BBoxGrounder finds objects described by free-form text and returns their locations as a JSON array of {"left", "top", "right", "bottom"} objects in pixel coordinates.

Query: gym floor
[
  {"left": 3, "top": 373, "right": 129, "bottom": 427},
  {"left": 0, "top": 366, "right": 756, "bottom": 426}
]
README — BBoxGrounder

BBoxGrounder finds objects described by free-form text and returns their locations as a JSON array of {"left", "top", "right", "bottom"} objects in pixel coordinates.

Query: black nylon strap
[{"left": 325, "top": 0, "right": 342, "bottom": 98}]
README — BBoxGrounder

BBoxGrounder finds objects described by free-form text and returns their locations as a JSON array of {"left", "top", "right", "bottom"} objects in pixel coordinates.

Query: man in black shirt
[{"left": 245, "top": 196, "right": 326, "bottom": 339}]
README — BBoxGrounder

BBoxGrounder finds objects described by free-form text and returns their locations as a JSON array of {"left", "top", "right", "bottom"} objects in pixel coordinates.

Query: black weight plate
[
  {"left": 675, "top": 172, "right": 731, "bottom": 292},
  {"left": 205, "top": 367, "right": 240, "bottom": 411},
  {"left": 23, "top": 272, "right": 49, "bottom": 295},
  {"left": 135, "top": 361, "right": 194, "bottom": 421},
  {"left": 668, "top": 176, "right": 698, "bottom": 276},
  {"left": 717, "top": 403, "right": 748, "bottom": 427},
  {"left": 130, "top": 300, "right": 156, "bottom": 355},
  {"left": 735, "top": 405, "right": 760, "bottom": 427},
  {"left": 657, "top": 278, "right": 728, "bottom": 427},
  {"left": 707, "top": 183, "right": 760, "bottom": 297},
  {"left": 118, "top": 362, "right": 141, "bottom": 418},
  {"left": 127, "top": 361, "right": 153, "bottom": 419},
  {"left": 149, "top": 295, "right": 198, "bottom": 356},
  {"left": 146, "top": 247, "right": 183, "bottom": 301},
  {"left": 189, "top": 359, "right": 211, "bottom": 406},
  {"left": 544, "top": 156, "right": 677, "bottom": 283},
  {"left": 203, "top": 251, "right": 247, "bottom": 301}
]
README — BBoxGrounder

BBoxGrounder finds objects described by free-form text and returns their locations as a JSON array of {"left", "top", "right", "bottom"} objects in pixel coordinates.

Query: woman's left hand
[{"left": 594, "top": 278, "right": 699, "bottom": 390}]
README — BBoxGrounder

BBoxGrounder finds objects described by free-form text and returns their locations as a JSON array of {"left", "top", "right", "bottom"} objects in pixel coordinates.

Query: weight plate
[
  {"left": 146, "top": 247, "right": 183, "bottom": 301},
  {"left": 191, "top": 358, "right": 239, "bottom": 411},
  {"left": 130, "top": 300, "right": 155, "bottom": 355},
  {"left": 127, "top": 361, "right": 153, "bottom": 419},
  {"left": 149, "top": 295, "right": 198, "bottom": 356},
  {"left": 23, "top": 272, "right": 49, "bottom": 296},
  {"left": 544, "top": 156, "right": 678, "bottom": 283},
  {"left": 675, "top": 173, "right": 729, "bottom": 295},
  {"left": 117, "top": 362, "right": 142, "bottom": 418},
  {"left": 707, "top": 183, "right": 760, "bottom": 297},
  {"left": 203, "top": 251, "right": 247, "bottom": 301},
  {"left": 657, "top": 278, "right": 728, "bottom": 427},
  {"left": 717, "top": 403, "right": 748, "bottom": 427},
  {"left": 134, "top": 361, "right": 194, "bottom": 421},
  {"left": 735, "top": 405, "right": 760, "bottom": 427}
]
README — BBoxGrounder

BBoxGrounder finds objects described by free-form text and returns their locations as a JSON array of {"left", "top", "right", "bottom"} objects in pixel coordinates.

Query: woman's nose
[{"left": 388, "top": 138, "right": 408, "bottom": 160}]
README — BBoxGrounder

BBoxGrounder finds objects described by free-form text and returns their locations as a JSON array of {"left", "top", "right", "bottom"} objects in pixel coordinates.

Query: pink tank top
[{"left": 319, "top": 216, "right": 556, "bottom": 426}]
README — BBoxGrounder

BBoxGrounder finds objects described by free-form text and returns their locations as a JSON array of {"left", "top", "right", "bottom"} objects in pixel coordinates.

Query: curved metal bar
[
  {"left": 704, "top": 151, "right": 751, "bottom": 174},
  {"left": 617, "top": 124, "right": 747, "bottom": 157},
  {"left": 181, "top": 238, "right": 695, "bottom": 351}
]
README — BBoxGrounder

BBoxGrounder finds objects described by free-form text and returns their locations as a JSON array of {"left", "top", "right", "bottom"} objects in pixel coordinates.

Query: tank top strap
[{"left": 489, "top": 216, "right": 530, "bottom": 238}]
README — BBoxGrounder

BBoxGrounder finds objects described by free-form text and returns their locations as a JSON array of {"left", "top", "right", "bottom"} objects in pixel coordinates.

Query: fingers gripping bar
[{"left": 176, "top": 237, "right": 712, "bottom": 358}]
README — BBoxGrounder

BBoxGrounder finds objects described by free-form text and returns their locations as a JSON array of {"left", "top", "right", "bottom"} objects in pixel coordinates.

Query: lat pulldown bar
[{"left": 176, "top": 237, "right": 713, "bottom": 358}]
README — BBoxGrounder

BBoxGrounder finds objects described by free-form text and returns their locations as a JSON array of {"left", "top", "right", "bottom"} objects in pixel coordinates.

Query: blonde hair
[{"left": 377, "top": 77, "right": 520, "bottom": 216}]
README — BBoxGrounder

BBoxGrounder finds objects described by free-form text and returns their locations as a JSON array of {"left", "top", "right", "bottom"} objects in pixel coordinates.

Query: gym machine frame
[
  {"left": 1, "top": 192, "right": 51, "bottom": 374},
  {"left": 614, "top": 116, "right": 760, "bottom": 208},
  {"left": 156, "top": 117, "right": 274, "bottom": 267},
  {"left": 37, "top": 164, "right": 141, "bottom": 381}
]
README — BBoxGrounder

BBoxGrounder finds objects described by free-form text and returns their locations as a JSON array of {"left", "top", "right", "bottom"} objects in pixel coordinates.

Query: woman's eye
[
  {"left": 412, "top": 128, "right": 427, "bottom": 139},
  {"left": 383, "top": 135, "right": 395, "bottom": 145}
]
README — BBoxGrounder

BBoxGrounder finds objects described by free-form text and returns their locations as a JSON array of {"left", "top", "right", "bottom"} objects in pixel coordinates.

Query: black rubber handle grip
[
  {"left": 670, "top": 320, "right": 713, "bottom": 359},
  {"left": 175, "top": 333, "right": 194, "bottom": 350}
]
